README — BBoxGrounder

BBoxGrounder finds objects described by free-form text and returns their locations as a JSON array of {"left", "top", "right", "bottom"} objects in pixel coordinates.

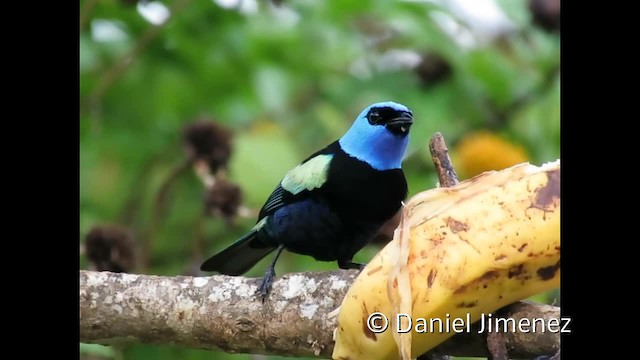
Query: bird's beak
[{"left": 386, "top": 113, "right": 414, "bottom": 134}]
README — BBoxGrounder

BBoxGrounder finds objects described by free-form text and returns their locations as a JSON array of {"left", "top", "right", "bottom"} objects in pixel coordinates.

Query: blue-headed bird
[{"left": 200, "top": 101, "right": 414, "bottom": 299}]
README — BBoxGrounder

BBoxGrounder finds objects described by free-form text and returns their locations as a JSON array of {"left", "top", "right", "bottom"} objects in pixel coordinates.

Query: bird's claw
[
  {"left": 338, "top": 259, "right": 366, "bottom": 271},
  {"left": 256, "top": 269, "right": 275, "bottom": 302}
]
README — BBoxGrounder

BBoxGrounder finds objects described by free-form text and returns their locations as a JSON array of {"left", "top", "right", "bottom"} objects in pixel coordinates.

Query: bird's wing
[
  {"left": 259, "top": 145, "right": 337, "bottom": 218},
  {"left": 261, "top": 184, "right": 289, "bottom": 215}
]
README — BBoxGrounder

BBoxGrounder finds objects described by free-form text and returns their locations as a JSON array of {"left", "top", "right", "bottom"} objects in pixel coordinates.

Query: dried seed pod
[
  {"left": 415, "top": 52, "right": 452, "bottom": 87},
  {"left": 529, "top": 0, "right": 560, "bottom": 32},
  {"left": 84, "top": 225, "right": 137, "bottom": 273},
  {"left": 204, "top": 178, "right": 243, "bottom": 223},
  {"left": 183, "top": 119, "right": 233, "bottom": 173}
]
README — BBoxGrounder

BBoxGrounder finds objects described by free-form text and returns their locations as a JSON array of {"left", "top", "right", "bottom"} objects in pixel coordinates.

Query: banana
[{"left": 332, "top": 160, "right": 560, "bottom": 360}]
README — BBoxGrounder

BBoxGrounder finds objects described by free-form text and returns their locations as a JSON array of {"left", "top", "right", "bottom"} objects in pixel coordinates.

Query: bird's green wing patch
[
  {"left": 281, "top": 154, "right": 334, "bottom": 195},
  {"left": 259, "top": 153, "right": 333, "bottom": 217}
]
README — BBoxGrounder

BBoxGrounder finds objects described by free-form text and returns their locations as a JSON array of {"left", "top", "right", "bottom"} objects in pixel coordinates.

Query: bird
[{"left": 200, "top": 101, "right": 414, "bottom": 300}]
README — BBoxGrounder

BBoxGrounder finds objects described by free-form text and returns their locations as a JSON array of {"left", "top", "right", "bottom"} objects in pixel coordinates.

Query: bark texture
[{"left": 80, "top": 270, "right": 561, "bottom": 358}]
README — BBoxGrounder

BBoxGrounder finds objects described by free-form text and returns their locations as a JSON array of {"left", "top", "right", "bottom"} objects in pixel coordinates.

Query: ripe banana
[{"left": 332, "top": 160, "right": 560, "bottom": 360}]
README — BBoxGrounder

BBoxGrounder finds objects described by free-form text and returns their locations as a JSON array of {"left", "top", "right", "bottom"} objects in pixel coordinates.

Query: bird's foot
[
  {"left": 338, "top": 259, "right": 366, "bottom": 271},
  {"left": 255, "top": 245, "right": 285, "bottom": 303},
  {"left": 256, "top": 267, "right": 276, "bottom": 302}
]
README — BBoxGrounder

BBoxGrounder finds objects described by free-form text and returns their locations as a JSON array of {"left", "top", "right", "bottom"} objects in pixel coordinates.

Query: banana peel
[{"left": 332, "top": 160, "right": 560, "bottom": 360}]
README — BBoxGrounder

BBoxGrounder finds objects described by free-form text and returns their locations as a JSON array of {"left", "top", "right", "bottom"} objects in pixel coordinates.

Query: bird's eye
[{"left": 368, "top": 112, "right": 382, "bottom": 125}]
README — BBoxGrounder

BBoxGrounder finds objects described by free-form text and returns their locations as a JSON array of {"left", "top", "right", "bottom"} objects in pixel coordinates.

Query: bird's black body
[
  {"left": 200, "top": 142, "right": 407, "bottom": 275},
  {"left": 200, "top": 101, "right": 413, "bottom": 299}
]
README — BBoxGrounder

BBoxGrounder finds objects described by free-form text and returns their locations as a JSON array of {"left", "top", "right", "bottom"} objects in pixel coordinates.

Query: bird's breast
[{"left": 324, "top": 150, "right": 407, "bottom": 223}]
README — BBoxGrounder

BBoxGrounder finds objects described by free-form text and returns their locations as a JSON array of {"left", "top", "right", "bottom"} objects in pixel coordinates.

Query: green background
[{"left": 80, "top": 0, "right": 560, "bottom": 359}]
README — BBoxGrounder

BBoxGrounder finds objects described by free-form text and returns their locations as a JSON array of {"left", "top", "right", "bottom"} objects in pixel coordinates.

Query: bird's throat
[{"left": 338, "top": 131, "right": 408, "bottom": 171}]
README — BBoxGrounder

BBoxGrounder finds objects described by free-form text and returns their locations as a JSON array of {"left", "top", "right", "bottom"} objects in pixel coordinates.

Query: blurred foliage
[{"left": 80, "top": 0, "right": 559, "bottom": 359}]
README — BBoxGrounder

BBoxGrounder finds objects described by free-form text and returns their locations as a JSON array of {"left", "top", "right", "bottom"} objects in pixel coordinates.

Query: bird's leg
[
  {"left": 338, "top": 259, "right": 366, "bottom": 271},
  {"left": 256, "top": 244, "right": 285, "bottom": 302}
]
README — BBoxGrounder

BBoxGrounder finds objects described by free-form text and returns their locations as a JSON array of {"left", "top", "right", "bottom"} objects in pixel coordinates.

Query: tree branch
[
  {"left": 80, "top": 270, "right": 560, "bottom": 358},
  {"left": 429, "top": 132, "right": 459, "bottom": 187}
]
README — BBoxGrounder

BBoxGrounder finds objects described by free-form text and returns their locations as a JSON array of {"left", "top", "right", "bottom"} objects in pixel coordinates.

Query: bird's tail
[{"left": 200, "top": 230, "right": 275, "bottom": 275}]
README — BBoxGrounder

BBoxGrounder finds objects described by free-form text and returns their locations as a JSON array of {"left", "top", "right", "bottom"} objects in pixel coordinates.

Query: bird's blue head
[{"left": 338, "top": 101, "right": 413, "bottom": 171}]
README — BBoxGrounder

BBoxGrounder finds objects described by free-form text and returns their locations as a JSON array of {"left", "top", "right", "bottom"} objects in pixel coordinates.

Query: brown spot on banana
[
  {"left": 454, "top": 270, "right": 500, "bottom": 294},
  {"left": 429, "top": 232, "right": 445, "bottom": 246},
  {"left": 427, "top": 269, "right": 437, "bottom": 288},
  {"left": 533, "top": 169, "right": 560, "bottom": 210},
  {"left": 508, "top": 264, "right": 525, "bottom": 278},
  {"left": 456, "top": 300, "right": 478, "bottom": 308},
  {"left": 517, "top": 243, "right": 528, "bottom": 252},
  {"left": 366, "top": 265, "right": 383, "bottom": 276},
  {"left": 361, "top": 302, "right": 377, "bottom": 341},
  {"left": 537, "top": 260, "right": 561, "bottom": 280},
  {"left": 445, "top": 217, "right": 469, "bottom": 233}
]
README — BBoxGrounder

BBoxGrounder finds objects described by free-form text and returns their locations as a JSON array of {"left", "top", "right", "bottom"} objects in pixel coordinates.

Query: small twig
[
  {"left": 191, "top": 212, "right": 206, "bottom": 263},
  {"left": 156, "top": 158, "right": 193, "bottom": 213},
  {"left": 139, "top": 157, "right": 192, "bottom": 270},
  {"left": 118, "top": 155, "right": 163, "bottom": 226},
  {"left": 193, "top": 160, "right": 216, "bottom": 189},
  {"left": 417, "top": 133, "right": 459, "bottom": 360},
  {"left": 428, "top": 132, "right": 459, "bottom": 187},
  {"left": 237, "top": 206, "right": 260, "bottom": 219}
]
